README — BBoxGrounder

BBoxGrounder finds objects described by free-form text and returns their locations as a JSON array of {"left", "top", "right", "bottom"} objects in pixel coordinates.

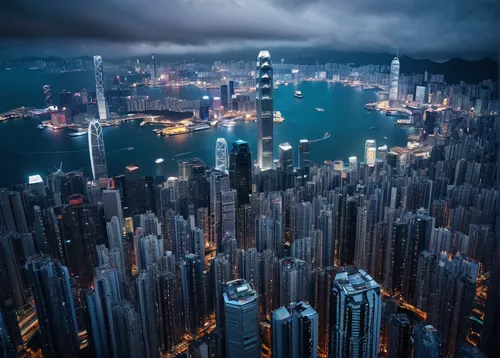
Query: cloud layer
[{"left": 0, "top": 0, "right": 497, "bottom": 59}]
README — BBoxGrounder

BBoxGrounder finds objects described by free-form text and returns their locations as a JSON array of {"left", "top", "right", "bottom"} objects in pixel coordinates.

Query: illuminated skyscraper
[
  {"left": 256, "top": 50, "right": 274, "bottom": 170},
  {"left": 271, "top": 301, "right": 318, "bottom": 358},
  {"left": 329, "top": 268, "right": 381, "bottom": 358},
  {"left": 364, "top": 140, "right": 377, "bottom": 167},
  {"left": 389, "top": 56, "right": 400, "bottom": 107},
  {"left": 26, "top": 255, "right": 79, "bottom": 358},
  {"left": 88, "top": 119, "right": 108, "bottom": 180},
  {"left": 215, "top": 138, "right": 228, "bottom": 172},
  {"left": 43, "top": 85, "right": 52, "bottom": 107},
  {"left": 229, "top": 140, "right": 252, "bottom": 206},
  {"left": 223, "top": 279, "right": 260, "bottom": 357},
  {"left": 93, "top": 55, "right": 108, "bottom": 120},
  {"left": 279, "top": 142, "right": 293, "bottom": 173}
]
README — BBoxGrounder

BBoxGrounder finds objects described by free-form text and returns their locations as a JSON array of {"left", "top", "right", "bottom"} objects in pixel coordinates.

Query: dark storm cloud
[{"left": 0, "top": 0, "right": 497, "bottom": 59}]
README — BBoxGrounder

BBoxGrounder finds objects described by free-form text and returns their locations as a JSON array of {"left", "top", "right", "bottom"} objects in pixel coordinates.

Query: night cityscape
[{"left": 0, "top": 1, "right": 499, "bottom": 358}]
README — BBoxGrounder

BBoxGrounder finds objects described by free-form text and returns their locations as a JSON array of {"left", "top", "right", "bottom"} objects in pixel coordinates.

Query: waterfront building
[
  {"left": 215, "top": 138, "right": 228, "bottom": 173},
  {"left": 93, "top": 55, "right": 108, "bottom": 120},
  {"left": 256, "top": 51, "right": 274, "bottom": 170},
  {"left": 389, "top": 56, "right": 400, "bottom": 107},
  {"left": 364, "top": 140, "right": 377, "bottom": 167}
]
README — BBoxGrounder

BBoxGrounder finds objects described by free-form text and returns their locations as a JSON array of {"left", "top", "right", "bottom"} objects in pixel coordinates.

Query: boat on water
[
  {"left": 155, "top": 158, "right": 164, "bottom": 164},
  {"left": 384, "top": 136, "right": 388, "bottom": 140},
  {"left": 219, "top": 120, "right": 236, "bottom": 128},
  {"left": 293, "top": 91, "right": 303, "bottom": 98},
  {"left": 273, "top": 85, "right": 278, "bottom": 90},
  {"left": 364, "top": 104, "right": 377, "bottom": 111},
  {"left": 36, "top": 124, "right": 44, "bottom": 130},
  {"left": 140, "top": 121, "right": 146, "bottom": 126},
  {"left": 273, "top": 111, "right": 285, "bottom": 123},
  {"left": 369, "top": 126, "right": 378, "bottom": 131},
  {"left": 315, "top": 108, "right": 324, "bottom": 112},
  {"left": 284, "top": 82, "right": 289, "bottom": 86},
  {"left": 68, "top": 131, "right": 87, "bottom": 137},
  {"left": 386, "top": 110, "right": 398, "bottom": 116}
]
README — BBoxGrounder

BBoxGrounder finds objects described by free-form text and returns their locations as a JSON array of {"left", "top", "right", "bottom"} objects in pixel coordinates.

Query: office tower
[
  {"left": 26, "top": 255, "right": 79, "bottom": 358},
  {"left": 181, "top": 254, "right": 205, "bottom": 334},
  {"left": 413, "top": 324, "right": 443, "bottom": 358},
  {"left": 61, "top": 202, "right": 103, "bottom": 288},
  {"left": 298, "top": 139, "right": 310, "bottom": 181},
  {"left": 5, "top": 191, "right": 28, "bottom": 234},
  {"left": 239, "top": 248, "right": 260, "bottom": 294},
  {"left": 228, "top": 80, "right": 235, "bottom": 101},
  {"left": 415, "top": 86, "right": 426, "bottom": 105},
  {"left": 157, "top": 270, "right": 184, "bottom": 352},
  {"left": 389, "top": 55, "right": 400, "bottom": 107},
  {"left": 279, "top": 257, "right": 311, "bottom": 307},
  {"left": 189, "top": 227, "right": 205, "bottom": 259},
  {"left": 209, "top": 169, "right": 230, "bottom": 247},
  {"left": 215, "top": 138, "right": 228, "bottom": 172},
  {"left": 93, "top": 55, "right": 108, "bottom": 120},
  {"left": 261, "top": 249, "right": 279, "bottom": 317},
  {"left": 59, "top": 90, "right": 72, "bottom": 108},
  {"left": 377, "top": 144, "right": 388, "bottom": 161},
  {"left": 136, "top": 269, "right": 159, "bottom": 358},
  {"left": 212, "top": 254, "right": 232, "bottom": 328},
  {"left": 271, "top": 301, "right": 318, "bottom": 358},
  {"left": 137, "top": 234, "right": 163, "bottom": 271},
  {"left": 220, "top": 84, "right": 229, "bottom": 109},
  {"left": 364, "top": 140, "right": 377, "bottom": 167},
  {"left": 279, "top": 142, "right": 294, "bottom": 188},
  {"left": 200, "top": 96, "right": 210, "bottom": 121},
  {"left": 223, "top": 279, "right": 260, "bottom": 357},
  {"left": 348, "top": 155, "right": 357, "bottom": 177},
  {"left": 329, "top": 269, "right": 381, "bottom": 358},
  {"left": 43, "top": 84, "right": 52, "bottom": 107},
  {"left": 222, "top": 190, "right": 236, "bottom": 239},
  {"left": 388, "top": 313, "right": 411, "bottom": 358},
  {"left": 112, "top": 301, "right": 144, "bottom": 358},
  {"left": 0, "top": 188, "right": 16, "bottom": 232},
  {"left": 256, "top": 50, "right": 274, "bottom": 170},
  {"left": 0, "top": 234, "right": 26, "bottom": 308},
  {"left": 313, "top": 267, "right": 335, "bottom": 356},
  {"left": 102, "top": 190, "right": 124, "bottom": 223},
  {"left": 92, "top": 265, "right": 123, "bottom": 358},
  {"left": 170, "top": 215, "right": 188, "bottom": 260},
  {"left": 230, "top": 140, "right": 252, "bottom": 207},
  {"left": 88, "top": 119, "right": 108, "bottom": 180},
  {"left": 151, "top": 53, "right": 156, "bottom": 79},
  {"left": 337, "top": 195, "right": 358, "bottom": 266}
]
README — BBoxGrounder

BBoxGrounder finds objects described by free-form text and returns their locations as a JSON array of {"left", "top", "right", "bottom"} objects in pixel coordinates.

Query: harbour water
[{"left": 0, "top": 74, "right": 415, "bottom": 186}]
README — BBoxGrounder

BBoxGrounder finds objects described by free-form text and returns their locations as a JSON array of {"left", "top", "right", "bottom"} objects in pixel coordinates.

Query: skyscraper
[
  {"left": 26, "top": 255, "right": 79, "bottom": 358},
  {"left": 329, "top": 268, "right": 381, "bottom": 358},
  {"left": 136, "top": 269, "right": 159, "bottom": 358},
  {"left": 215, "top": 138, "right": 228, "bottom": 172},
  {"left": 256, "top": 50, "right": 274, "bottom": 170},
  {"left": 229, "top": 140, "right": 252, "bottom": 206},
  {"left": 93, "top": 55, "right": 108, "bottom": 120},
  {"left": 271, "top": 301, "right": 318, "bottom": 358},
  {"left": 223, "top": 279, "right": 260, "bottom": 357},
  {"left": 200, "top": 96, "right": 210, "bottom": 121},
  {"left": 389, "top": 56, "right": 400, "bottom": 107},
  {"left": 388, "top": 313, "right": 411, "bottom": 358},
  {"left": 413, "top": 324, "right": 443, "bottom": 358},
  {"left": 364, "top": 140, "right": 377, "bottom": 167},
  {"left": 88, "top": 119, "right": 108, "bottom": 180},
  {"left": 112, "top": 301, "right": 144, "bottom": 358}
]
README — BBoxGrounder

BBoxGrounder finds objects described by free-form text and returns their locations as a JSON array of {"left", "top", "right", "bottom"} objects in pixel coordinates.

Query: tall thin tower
[
  {"left": 215, "top": 138, "right": 228, "bottom": 172},
  {"left": 88, "top": 119, "right": 108, "bottom": 180},
  {"left": 256, "top": 50, "right": 274, "bottom": 170},
  {"left": 389, "top": 54, "right": 400, "bottom": 108},
  {"left": 94, "top": 55, "right": 108, "bottom": 120},
  {"left": 43, "top": 85, "right": 52, "bottom": 108},
  {"left": 152, "top": 53, "right": 156, "bottom": 79}
]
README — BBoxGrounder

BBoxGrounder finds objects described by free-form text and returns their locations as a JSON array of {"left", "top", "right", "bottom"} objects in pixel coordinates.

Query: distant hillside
[{"left": 11, "top": 50, "right": 498, "bottom": 84}]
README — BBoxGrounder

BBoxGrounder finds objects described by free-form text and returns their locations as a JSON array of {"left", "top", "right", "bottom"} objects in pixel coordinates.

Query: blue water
[{"left": 0, "top": 74, "right": 415, "bottom": 186}]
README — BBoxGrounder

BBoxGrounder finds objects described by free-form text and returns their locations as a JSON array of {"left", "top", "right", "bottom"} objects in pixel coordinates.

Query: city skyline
[{"left": 0, "top": 41, "right": 498, "bottom": 358}]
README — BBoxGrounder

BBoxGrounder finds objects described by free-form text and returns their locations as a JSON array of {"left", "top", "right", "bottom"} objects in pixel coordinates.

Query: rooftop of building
[
  {"left": 223, "top": 279, "right": 257, "bottom": 305},
  {"left": 334, "top": 268, "right": 379, "bottom": 295}
]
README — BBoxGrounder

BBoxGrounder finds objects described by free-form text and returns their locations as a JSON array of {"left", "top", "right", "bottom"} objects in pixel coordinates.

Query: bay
[{"left": 0, "top": 73, "right": 415, "bottom": 186}]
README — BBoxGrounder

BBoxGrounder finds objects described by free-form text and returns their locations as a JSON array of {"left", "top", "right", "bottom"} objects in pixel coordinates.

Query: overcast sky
[{"left": 0, "top": 0, "right": 497, "bottom": 60}]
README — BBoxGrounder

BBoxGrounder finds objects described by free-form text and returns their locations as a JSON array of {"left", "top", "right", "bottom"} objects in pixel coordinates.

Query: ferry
[
  {"left": 384, "top": 136, "right": 388, "bottom": 140},
  {"left": 364, "top": 103, "right": 377, "bottom": 111},
  {"left": 386, "top": 110, "right": 398, "bottom": 116},
  {"left": 284, "top": 82, "right": 289, "bottom": 86},
  {"left": 273, "top": 85, "right": 279, "bottom": 90},
  {"left": 315, "top": 108, "right": 324, "bottom": 112},
  {"left": 293, "top": 91, "right": 303, "bottom": 98},
  {"left": 189, "top": 123, "right": 211, "bottom": 131},
  {"left": 369, "top": 126, "right": 378, "bottom": 131},
  {"left": 273, "top": 111, "right": 285, "bottom": 123},
  {"left": 68, "top": 131, "right": 87, "bottom": 137},
  {"left": 36, "top": 124, "right": 45, "bottom": 130},
  {"left": 219, "top": 120, "right": 236, "bottom": 128},
  {"left": 140, "top": 121, "right": 146, "bottom": 126},
  {"left": 155, "top": 158, "right": 164, "bottom": 164}
]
